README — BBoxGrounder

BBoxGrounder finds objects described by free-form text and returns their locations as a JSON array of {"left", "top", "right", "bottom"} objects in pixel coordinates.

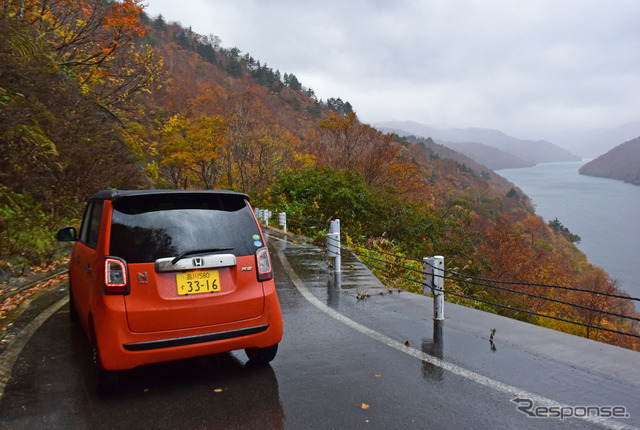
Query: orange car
[{"left": 57, "top": 190, "right": 283, "bottom": 389}]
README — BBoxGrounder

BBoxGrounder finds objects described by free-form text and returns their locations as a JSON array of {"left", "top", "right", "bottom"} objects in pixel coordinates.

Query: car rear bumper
[
  {"left": 123, "top": 323, "right": 270, "bottom": 351},
  {"left": 95, "top": 287, "right": 283, "bottom": 370}
]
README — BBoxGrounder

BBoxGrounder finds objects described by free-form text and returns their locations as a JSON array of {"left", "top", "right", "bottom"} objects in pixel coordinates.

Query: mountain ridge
[
  {"left": 377, "top": 120, "right": 580, "bottom": 169},
  {"left": 579, "top": 136, "right": 640, "bottom": 185},
  {"left": 549, "top": 120, "right": 640, "bottom": 158}
]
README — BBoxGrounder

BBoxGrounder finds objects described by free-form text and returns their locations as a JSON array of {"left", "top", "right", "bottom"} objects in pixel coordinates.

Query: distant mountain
[
  {"left": 408, "top": 137, "right": 514, "bottom": 189},
  {"left": 579, "top": 136, "right": 640, "bottom": 185},
  {"left": 440, "top": 140, "right": 532, "bottom": 170},
  {"left": 551, "top": 121, "right": 640, "bottom": 158},
  {"left": 377, "top": 121, "right": 580, "bottom": 169}
]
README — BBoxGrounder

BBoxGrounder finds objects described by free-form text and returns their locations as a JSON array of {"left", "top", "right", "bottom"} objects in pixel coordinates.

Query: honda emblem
[{"left": 192, "top": 257, "right": 204, "bottom": 267}]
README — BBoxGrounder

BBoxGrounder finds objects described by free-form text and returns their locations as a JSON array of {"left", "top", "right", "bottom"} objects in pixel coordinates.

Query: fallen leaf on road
[
  {"left": 404, "top": 340, "right": 411, "bottom": 347},
  {"left": 361, "top": 403, "right": 370, "bottom": 410}
]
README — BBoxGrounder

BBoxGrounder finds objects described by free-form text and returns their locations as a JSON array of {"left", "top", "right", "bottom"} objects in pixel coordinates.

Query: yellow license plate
[{"left": 176, "top": 270, "right": 221, "bottom": 295}]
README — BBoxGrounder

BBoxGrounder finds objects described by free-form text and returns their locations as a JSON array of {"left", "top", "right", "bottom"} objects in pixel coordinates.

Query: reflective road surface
[{"left": 1, "top": 232, "right": 638, "bottom": 429}]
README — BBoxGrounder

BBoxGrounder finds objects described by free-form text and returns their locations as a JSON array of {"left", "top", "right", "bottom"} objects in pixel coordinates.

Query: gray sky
[{"left": 143, "top": 0, "right": 640, "bottom": 142}]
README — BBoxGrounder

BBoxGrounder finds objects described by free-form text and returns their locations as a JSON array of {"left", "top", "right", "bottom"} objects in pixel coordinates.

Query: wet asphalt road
[{"left": 0, "top": 232, "right": 638, "bottom": 429}]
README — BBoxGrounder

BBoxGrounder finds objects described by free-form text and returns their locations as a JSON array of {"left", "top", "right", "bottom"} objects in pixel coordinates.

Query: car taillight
[
  {"left": 256, "top": 247, "right": 273, "bottom": 282},
  {"left": 104, "top": 257, "right": 130, "bottom": 295}
]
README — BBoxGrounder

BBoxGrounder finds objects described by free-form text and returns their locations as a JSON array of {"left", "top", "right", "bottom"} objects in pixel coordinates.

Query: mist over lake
[{"left": 497, "top": 161, "right": 640, "bottom": 302}]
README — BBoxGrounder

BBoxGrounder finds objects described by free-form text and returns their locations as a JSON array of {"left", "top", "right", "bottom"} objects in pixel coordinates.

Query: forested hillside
[
  {"left": 1, "top": 1, "right": 637, "bottom": 349},
  {"left": 579, "top": 137, "right": 640, "bottom": 185}
]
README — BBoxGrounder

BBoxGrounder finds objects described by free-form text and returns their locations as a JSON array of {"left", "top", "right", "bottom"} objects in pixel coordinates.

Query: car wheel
[
  {"left": 245, "top": 344, "right": 278, "bottom": 365},
  {"left": 90, "top": 325, "right": 119, "bottom": 394}
]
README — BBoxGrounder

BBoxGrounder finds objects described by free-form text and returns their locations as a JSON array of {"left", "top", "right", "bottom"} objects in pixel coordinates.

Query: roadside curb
[{"left": 0, "top": 267, "right": 68, "bottom": 302}]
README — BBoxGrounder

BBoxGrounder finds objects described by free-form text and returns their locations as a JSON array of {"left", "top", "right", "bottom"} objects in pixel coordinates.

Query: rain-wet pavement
[{"left": 0, "top": 229, "right": 638, "bottom": 429}]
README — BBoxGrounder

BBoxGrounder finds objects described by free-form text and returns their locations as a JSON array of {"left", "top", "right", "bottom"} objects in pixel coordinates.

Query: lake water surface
[{"left": 497, "top": 161, "right": 640, "bottom": 301}]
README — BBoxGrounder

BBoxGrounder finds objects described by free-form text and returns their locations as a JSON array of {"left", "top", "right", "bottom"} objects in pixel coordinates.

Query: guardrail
[
  {"left": 256, "top": 209, "right": 640, "bottom": 344},
  {"left": 349, "top": 240, "right": 640, "bottom": 341}
]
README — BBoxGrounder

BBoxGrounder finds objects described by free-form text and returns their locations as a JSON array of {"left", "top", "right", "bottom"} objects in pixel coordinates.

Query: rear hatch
[{"left": 108, "top": 192, "right": 267, "bottom": 333}]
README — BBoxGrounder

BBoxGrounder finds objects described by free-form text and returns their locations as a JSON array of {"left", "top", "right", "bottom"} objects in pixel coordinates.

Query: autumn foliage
[{"left": 0, "top": 1, "right": 637, "bottom": 349}]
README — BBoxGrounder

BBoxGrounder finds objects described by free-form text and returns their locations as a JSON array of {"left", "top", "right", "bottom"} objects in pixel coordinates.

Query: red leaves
[{"left": 0, "top": 274, "right": 67, "bottom": 319}]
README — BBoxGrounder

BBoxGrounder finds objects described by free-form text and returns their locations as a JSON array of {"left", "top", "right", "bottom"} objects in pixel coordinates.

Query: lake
[{"left": 496, "top": 161, "right": 640, "bottom": 302}]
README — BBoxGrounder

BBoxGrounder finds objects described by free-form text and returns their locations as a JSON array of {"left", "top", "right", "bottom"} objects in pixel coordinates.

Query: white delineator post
[
  {"left": 327, "top": 219, "right": 341, "bottom": 274},
  {"left": 278, "top": 212, "right": 287, "bottom": 233},
  {"left": 423, "top": 256, "right": 445, "bottom": 321}
]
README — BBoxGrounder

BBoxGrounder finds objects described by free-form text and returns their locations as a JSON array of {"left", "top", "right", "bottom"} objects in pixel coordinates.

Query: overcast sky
[{"left": 143, "top": 0, "right": 640, "bottom": 142}]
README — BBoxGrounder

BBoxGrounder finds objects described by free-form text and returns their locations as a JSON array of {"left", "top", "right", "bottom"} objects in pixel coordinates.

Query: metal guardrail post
[
  {"left": 279, "top": 212, "right": 287, "bottom": 233},
  {"left": 327, "top": 219, "right": 341, "bottom": 274},
  {"left": 423, "top": 256, "right": 445, "bottom": 321}
]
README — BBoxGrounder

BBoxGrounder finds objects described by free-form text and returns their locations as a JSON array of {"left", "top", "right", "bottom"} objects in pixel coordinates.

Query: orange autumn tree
[
  {"left": 474, "top": 219, "right": 566, "bottom": 317},
  {"left": 223, "top": 99, "right": 305, "bottom": 195},
  {"left": 312, "top": 112, "right": 421, "bottom": 195},
  {"left": 571, "top": 267, "right": 637, "bottom": 347},
  {"left": 158, "top": 114, "right": 226, "bottom": 189},
  {"left": 1, "top": 0, "right": 163, "bottom": 112},
  {"left": 471, "top": 214, "right": 639, "bottom": 350}
]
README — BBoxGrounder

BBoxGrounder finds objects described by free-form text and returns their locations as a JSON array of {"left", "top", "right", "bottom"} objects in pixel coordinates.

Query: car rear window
[{"left": 109, "top": 194, "right": 262, "bottom": 263}]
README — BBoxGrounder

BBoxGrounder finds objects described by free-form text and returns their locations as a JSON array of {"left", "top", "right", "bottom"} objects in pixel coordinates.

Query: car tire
[
  {"left": 90, "top": 325, "right": 119, "bottom": 394},
  {"left": 95, "top": 366, "right": 119, "bottom": 395},
  {"left": 245, "top": 343, "right": 278, "bottom": 365}
]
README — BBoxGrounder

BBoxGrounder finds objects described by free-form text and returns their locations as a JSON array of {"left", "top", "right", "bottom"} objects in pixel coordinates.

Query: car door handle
[{"left": 86, "top": 266, "right": 92, "bottom": 273}]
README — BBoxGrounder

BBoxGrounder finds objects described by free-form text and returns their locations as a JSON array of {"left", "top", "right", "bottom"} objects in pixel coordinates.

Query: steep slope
[{"left": 579, "top": 137, "right": 640, "bottom": 185}]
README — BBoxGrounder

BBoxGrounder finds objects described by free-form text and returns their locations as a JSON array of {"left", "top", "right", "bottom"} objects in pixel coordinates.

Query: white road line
[{"left": 274, "top": 243, "right": 637, "bottom": 430}]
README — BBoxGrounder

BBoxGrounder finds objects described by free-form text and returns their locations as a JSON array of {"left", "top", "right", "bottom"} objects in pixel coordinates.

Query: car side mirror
[{"left": 57, "top": 226, "right": 78, "bottom": 242}]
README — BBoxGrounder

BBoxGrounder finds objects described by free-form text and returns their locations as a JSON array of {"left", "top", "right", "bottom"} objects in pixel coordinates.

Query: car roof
[{"left": 88, "top": 189, "right": 250, "bottom": 203}]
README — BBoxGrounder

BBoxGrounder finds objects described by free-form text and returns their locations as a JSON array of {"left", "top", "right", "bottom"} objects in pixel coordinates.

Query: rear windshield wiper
[{"left": 172, "top": 248, "right": 234, "bottom": 265}]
